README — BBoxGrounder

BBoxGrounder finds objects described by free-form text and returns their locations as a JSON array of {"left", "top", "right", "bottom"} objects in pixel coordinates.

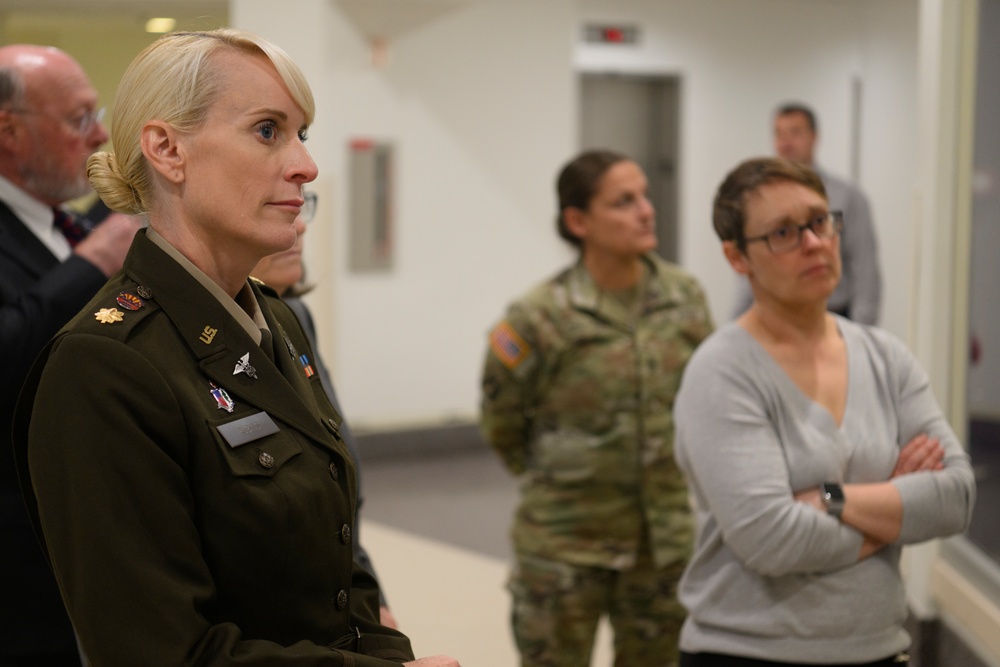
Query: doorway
[
  {"left": 964, "top": 0, "right": 1000, "bottom": 567},
  {"left": 579, "top": 74, "right": 681, "bottom": 262}
]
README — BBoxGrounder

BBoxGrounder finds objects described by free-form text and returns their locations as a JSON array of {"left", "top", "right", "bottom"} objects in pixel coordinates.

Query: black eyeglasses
[
  {"left": 743, "top": 210, "right": 844, "bottom": 254},
  {"left": 302, "top": 191, "right": 318, "bottom": 223}
]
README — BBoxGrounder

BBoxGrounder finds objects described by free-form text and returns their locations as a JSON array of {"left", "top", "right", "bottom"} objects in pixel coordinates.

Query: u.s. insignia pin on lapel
[{"left": 233, "top": 352, "right": 258, "bottom": 379}]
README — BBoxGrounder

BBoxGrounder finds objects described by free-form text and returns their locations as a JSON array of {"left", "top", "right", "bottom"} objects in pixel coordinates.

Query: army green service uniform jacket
[
  {"left": 13, "top": 230, "right": 413, "bottom": 666},
  {"left": 480, "top": 254, "right": 713, "bottom": 570}
]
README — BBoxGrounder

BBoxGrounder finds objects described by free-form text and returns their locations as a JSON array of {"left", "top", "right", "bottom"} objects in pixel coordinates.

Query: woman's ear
[
  {"left": 723, "top": 241, "right": 750, "bottom": 276},
  {"left": 562, "top": 207, "right": 587, "bottom": 241},
  {"left": 141, "top": 120, "right": 185, "bottom": 184}
]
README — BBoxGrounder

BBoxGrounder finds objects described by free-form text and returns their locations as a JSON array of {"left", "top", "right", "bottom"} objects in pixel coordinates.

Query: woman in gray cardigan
[{"left": 673, "top": 157, "right": 975, "bottom": 667}]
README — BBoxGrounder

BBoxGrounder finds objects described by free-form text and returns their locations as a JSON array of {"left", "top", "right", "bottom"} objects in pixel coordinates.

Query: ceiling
[
  {"left": 0, "top": 0, "right": 227, "bottom": 12},
  {"left": 1, "top": 0, "right": 475, "bottom": 41}
]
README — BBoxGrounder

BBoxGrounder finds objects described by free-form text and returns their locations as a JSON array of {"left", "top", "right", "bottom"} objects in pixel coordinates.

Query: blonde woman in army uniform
[
  {"left": 480, "top": 150, "right": 713, "bottom": 666},
  {"left": 13, "top": 29, "right": 458, "bottom": 667}
]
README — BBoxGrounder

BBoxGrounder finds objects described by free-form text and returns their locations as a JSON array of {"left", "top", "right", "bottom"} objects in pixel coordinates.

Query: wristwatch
[{"left": 820, "top": 482, "right": 845, "bottom": 519}]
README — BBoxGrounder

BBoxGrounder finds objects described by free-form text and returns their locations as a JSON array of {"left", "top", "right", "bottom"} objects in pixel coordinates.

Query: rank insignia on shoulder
[
  {"left": 209, "top": 381, "right": 235, "bottom": 413},
  {"left": 489, "top": 321, "right": 530, "bottom": 370},
  {"left": 116, "top": 292, "right": 144, "bottom": 311},
  {"left": 233, "top": 352, "right": 258, "bottom": 379},
  {"left": 95, "top": 307, "right": 124, "bottom": 324}
]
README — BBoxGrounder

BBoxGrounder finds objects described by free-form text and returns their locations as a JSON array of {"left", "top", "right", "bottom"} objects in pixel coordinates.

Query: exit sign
[{"left": 583, "top": 24, "right": 640, "bottom": 45}]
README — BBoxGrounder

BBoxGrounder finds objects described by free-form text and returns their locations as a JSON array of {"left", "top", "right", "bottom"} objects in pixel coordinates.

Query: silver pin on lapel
[{"left": 233, "top": 352, "right": 258, "bottom": 379}]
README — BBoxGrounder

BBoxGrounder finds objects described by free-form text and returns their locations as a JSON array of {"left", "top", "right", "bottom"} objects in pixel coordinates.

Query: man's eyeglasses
[
  {"left": 743, "top": 210, "right": 844, "bottom": 254},
  {"left": 74, "top": 107, "right": 105, "bottom": 135},
  {"left": 5, "top": 106, "right": 105, "bottom": 136},
  {"left": 302, "top": 191, "right": 318, "bottom": 223}
]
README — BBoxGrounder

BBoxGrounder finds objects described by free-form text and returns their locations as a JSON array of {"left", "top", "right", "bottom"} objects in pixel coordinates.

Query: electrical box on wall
[{"left": 348, "top": 138, "right": 394, "bottom": 272}]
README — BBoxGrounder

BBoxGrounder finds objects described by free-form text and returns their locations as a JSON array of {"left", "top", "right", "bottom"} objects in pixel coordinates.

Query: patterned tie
[{"left": 52, "top": 207, "right": 87, "bottom": 248}]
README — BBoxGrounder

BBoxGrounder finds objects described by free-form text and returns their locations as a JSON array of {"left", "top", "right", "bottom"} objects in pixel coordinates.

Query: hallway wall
[
  {"left": 0, "top": 0, "right": 921, "bottom": 452},
  {"left": 234, "top": 0, "right": 919, "bottom": 429}
]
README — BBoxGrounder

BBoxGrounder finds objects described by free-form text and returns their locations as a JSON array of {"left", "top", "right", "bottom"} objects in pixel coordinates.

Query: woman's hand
[
  {"left": 380, "top": 605, "right": 398, "bottom": 630},
  {"left": 892, "top": 434, "right": 944, "bottom": 478},
  {"left": 403, "top": 657, "right": 461, "bottom": 666}
]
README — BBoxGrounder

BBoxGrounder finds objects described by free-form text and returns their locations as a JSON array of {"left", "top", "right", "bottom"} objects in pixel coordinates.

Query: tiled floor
[{"left": 357, "top": 431, "right": 614, "bottom": 666}]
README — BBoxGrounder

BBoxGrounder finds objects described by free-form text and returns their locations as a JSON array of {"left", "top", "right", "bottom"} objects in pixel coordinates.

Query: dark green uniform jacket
[{"left": 12, "top": 230, "right": 413, "bottom": 666}]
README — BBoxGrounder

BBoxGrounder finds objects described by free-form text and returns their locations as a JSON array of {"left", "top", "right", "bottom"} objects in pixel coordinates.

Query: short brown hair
[
  {"left": 713, "top": 157, "right": 826, "bottom": 250},
  {"left": 775, "top": 102, "right": 817, "bottom": 133}
]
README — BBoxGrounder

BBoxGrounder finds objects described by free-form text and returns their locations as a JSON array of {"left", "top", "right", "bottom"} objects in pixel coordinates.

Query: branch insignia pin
[{"left": 233, "top": 352, "right": 258, "bottom": 379}]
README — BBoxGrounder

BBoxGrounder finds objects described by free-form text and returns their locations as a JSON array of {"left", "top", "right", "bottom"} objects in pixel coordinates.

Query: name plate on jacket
[{"left": 217, "top": 412, "right": 280, "bottom": 448}]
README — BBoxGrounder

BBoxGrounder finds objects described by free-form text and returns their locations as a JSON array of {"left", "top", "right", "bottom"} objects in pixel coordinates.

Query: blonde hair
[{"left": 87, "top": 28, "right": 315, "bottom": 215}]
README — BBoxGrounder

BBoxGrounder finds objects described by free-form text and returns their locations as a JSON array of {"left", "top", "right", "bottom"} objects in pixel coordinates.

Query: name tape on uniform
[{"left": 217, "top": 412, "right": 279, "bottom": 448}]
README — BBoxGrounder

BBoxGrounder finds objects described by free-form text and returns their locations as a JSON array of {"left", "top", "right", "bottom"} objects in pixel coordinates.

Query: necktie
[{"left": 52, "top": 208, "right": 87, "bottom": 248}]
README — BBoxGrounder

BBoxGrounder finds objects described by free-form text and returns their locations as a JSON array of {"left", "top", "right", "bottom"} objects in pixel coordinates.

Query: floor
[
  {"left": 356, "top": 421, "right": 1000, "bottom": 667},
  {"left": 356, "top": 426, "right": 614, "bottom": 666}
]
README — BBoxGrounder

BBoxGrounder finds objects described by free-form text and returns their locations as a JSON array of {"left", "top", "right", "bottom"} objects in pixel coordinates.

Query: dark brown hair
[
  {"left": 775, "top": 101, "right": 818, "bottom": 133},
  {"left": 713, "top": 157, "right": 826, "bottom": 250},
  {"left": 555, "top": 149, "right": 629, "bottom": 247}
]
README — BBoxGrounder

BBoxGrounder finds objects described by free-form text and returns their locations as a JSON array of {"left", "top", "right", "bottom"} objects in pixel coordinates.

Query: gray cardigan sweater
[{"left": 674, "top": 317, "right": 975, "bottom": 663}]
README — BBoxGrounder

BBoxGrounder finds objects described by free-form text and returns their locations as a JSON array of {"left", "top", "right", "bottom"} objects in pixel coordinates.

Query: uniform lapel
[
  {"left": 254, "top": 287, "right": 324, "bottom": 416},
  {"left": 125, "top": 232, "right": 333, "bottom": 450}
]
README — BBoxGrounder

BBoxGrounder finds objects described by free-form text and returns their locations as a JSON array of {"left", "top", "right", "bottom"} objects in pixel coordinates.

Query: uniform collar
[
  {"left": 146, "top": 227, "right": 268, "bottom": 345},
  {"left": 122, "top": 230, "right": 333, "bottom": 449},
  {"left": 564, "top": 254, "right": 689, "bottom": 326}
]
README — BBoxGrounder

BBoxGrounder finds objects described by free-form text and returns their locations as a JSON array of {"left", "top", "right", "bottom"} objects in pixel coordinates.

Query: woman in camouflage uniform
[{"left": 480, "top": 150, "right": 713, "bottom": 666}]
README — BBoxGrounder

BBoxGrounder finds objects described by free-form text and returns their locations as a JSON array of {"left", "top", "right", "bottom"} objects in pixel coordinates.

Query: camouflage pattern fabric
[
  {"left": 481, "top": 254, "right": 713, "bottom": 569},
  {"left": 509, "top": 551, "right": 687, "bottom": 667},
  {"left": 480, "top": 254, "right": 712, "bottom": 665}
]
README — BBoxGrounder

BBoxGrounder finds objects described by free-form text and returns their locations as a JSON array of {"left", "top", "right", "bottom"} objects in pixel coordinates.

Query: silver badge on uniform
[{"left": 233, "top": 352, "right": 258, "bottom": 379}]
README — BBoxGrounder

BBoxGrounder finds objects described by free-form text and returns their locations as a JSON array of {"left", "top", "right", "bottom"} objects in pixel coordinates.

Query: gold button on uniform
[
  {"left": 258, "top": 451, "right": 274, "bottom": 469},
  {"left": 341, "top": 524, "right": 351, "bottom": 544},
  {"left": 328, "top": 462, "right": 339, "bottom": 480},
  {"left": 336, "top": 589, "right": 348, "bottom": 609}
]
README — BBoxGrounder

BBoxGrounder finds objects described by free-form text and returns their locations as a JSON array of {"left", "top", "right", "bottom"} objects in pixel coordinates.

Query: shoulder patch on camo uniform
[{"left": 489, "top": 320, "right": 531, "bottom": 370}]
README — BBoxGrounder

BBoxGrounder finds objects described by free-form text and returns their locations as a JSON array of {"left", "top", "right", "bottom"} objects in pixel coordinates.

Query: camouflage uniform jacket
[{"left": 480, "top": 254, "right": 713, "bottom": 570}]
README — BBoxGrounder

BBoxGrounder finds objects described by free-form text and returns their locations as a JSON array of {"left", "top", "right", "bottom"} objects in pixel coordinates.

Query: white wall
[
  {"left": 233, "top": 0, "right": 577, "bottom": 428},
  {"left": 232, "top": 0, "right": 919, "bottom": 430},
  {"left": 576, "top": 0, "right": 919, "bottom": 337}
]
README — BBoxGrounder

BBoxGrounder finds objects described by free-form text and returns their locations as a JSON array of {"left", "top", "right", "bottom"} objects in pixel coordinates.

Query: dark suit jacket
[
  {"left": 13, "top": 230, "right": 413, "bottom": 665},
  {"left": 1, "top": 199, "right": 105, "bottom": 659}
]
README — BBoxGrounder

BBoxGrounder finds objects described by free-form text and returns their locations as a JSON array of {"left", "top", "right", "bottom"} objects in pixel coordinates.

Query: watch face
[
  {"left": 822, "top": 483, "right": 845, "bottom": 502},
  {"left": 821, "top": 482, "right": 845, "bottom": 517}
]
